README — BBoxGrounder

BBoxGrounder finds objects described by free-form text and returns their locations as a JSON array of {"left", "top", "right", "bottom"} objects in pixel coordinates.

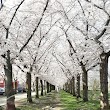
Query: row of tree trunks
[
  {"left": 63, "top": 75, "right": 81, "bottom": 98},
  {"left": 50, "top": 84, "right": 55, "bottom": 91},
  {"left": 63, "top": 53, "right": 109, "bottom": 110},
  {"left": 35, "top": 77, "right": 55, "bottom": 99},
  {"left": 4, "top": 52, "right": 109, "bottom": 110}
]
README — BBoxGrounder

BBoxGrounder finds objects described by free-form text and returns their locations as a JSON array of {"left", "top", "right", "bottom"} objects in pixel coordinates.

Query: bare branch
[
  {"left": 85, "top": 0, "right": 110, "bottom": 41},
  {"left": 20, "top": 0, "right": 50, "bottom": 53},
  {"left": 0, "top": 0, "right": 3, "bottom": 10},
  {"left": 6, "top": 0, "right": 25, "bottom": 39},
  {"left": 87, "top": 63, "right": 99, "bottom": 71},
  {"left": 52, "top": 53, "right": 66, "bottom": 68},
  {"left": 95, "top": 18, "right": 110, "bottom": 40},
  {"left": 17, "top": 65, "right": 25, "bottom": 73}
]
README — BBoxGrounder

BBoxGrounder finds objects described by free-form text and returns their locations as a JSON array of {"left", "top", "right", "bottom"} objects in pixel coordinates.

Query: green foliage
[{"left": 60, "top": 90, "right": 100, "bottom": 110}]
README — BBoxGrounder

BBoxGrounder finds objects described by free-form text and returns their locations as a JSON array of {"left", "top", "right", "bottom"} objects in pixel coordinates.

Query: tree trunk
[
  {"left": 72, "top": 76, "right": 76, "bottom": 96},
  {"left": 81, "top": 62, "right": 88, "bottom": 102},
  {"left": 35, "top": 77, "right": 39, "bottom": 98},
  {"left": 70, "top": 79, "right": 73, "bottom": 94},
  {"left": 33, "top": 82, "right": 35, "bottom": 92},
  {"left": 68, "top": 81, "right": 71, "bottom": 94},
  {"left": 51, "top": 85, "right": 55, "bottom": 90},
  {"left": 44, "top": 80, "right": 46, "bottom": 95},
  {"left": 47, "top": 82, "right": 49, "bottom": 93},
  {"left": 67, "top": 82, "right": 69, "bottom": 93},
  {"left": 49, "top": 83, "right": 52, "bottom": 92},
  {"left": 100, "top": 53, "right": 109, "bottom": 110},
  {"left": 63, "top": 85, "right": 65, "bottom": 91},
  {"left": 4, "top": 50, "right": 15, "bottom": 110},
  {"left": 26, "top": 72, "right": 32, "bottom": 103},
  {"left": 40, "top": 80, "right": 43, "bottom": 96},
  {"left": 49, "top": 83, "right": 51, "bottom": 92},
  {"left": 65, "top": 83, "right": 68, "bottom": 92},
  {"left": 82, "top": 71, "right": 88, "bottom": 102},
  {"left": 15, "top": 79, "right": 17, "bottom": 94},
  {"left": 76, "top": 74, "right": 81, "bottom": 98}
]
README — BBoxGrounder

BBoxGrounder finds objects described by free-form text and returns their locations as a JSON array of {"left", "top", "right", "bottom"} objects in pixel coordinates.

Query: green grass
[
  {"left": 16, "top": 105, "right": 39, "bottom": 110},
  {"left": 16, "top": 90, "right": 110, "bottom": 110},
  {"left": 60, "top": 90, "right": 100, "bottom": 110}
]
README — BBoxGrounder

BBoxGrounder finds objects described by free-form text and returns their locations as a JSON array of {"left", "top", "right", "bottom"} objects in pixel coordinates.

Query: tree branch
[
  {"left": 6, "top": 0, "right": 25, "bottom": 39},
  {"left": 87, "top": 63, "right": 99, "bottom": 72},
  {"left": 17, "top": 65, "right": 25, "bottom": 73},
  {"left": 95, "top": 18, "right": 110, "bottom": 40},
  {"left": 85, "top": 0, "right": 110, "bottom": 41},
  {"left": 19, "top": 0, "right": 50, "bottom": 53},
  {"left": 0, "top": 0, "right": 3, "bottom": 10}
]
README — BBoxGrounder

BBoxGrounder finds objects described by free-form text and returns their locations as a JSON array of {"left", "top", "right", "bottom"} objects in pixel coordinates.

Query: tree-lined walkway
[
  {"left": 0, "top": 0, "right": 110, "bottom": 110},
  {"left": 17, "top": 90, "right": 63, "bottom": 110},
  {"left": 15, "top": 90, "right": 100, "bottom": 110}
]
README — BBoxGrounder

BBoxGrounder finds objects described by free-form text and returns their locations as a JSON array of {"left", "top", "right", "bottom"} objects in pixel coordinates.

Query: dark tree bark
[
  {"left": 40, "top": 80, "right": 43, "bottom": 96},
  {"left": 26, "top": 72, "right": 32, "bottom": 103},
  {"left": 82, "top": 71, "right": 88, "bottom": 102},
  {"left": 4, "top": 50, "right": 15, "bottom": 110},
  {"left": 51, "top": 85, "right": 55, "bottom": 90},
  {"left": 49, "top": 84, "right": 52, "bottom": 92},
  {"left": 65, "top": 83, "right": 68, "bottom": 92},
  {"left": 66, "top": 82, "right": 68, "bottom": 92},
  {"left": 67, "top": 82, "right": 69, "bottom": 93},
  {"left": 100, "top": 52, "right": 109, "bottom": 110},
  {"left": 70, "top": 79, "right": 73, "bottom": 94},
  {"left": 72, "top": 76, "right": 76, "bottom": 96},
  {"left": 63, "top": 85, "right": 65, "bottom": 90},
  {"left": 35, "top": 77, "right": 39, "bottom": 98},
  {"left": 47, "top": 82, "right": 49, "bottom": 93},
  {"left": 15, "top": 79, "right": 17, "bottom": 94},
  {"left": 33, "top": 82, "right": 35, "bottom": 92},
  {"left": 69, "top": 81, "right": 71, "bottom": 94},
  {"left": 81, "top": 62, "right": 88, "bottom": 102},
  {"left": 76, "top": 74, "right": 81, "bottom": 98}
]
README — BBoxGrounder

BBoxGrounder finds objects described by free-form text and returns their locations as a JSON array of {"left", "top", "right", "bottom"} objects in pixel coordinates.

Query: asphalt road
[{"left": 0, "top": 92, "right": 35, "bottom": 106}]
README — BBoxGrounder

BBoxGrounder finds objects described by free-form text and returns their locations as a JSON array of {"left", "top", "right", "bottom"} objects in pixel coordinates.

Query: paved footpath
[
  {"left": 0, "top": 92, "right": 36, "bottom": 106},
  {"left": 17, "top": 91, "right": 64, "bottom": 110}
]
